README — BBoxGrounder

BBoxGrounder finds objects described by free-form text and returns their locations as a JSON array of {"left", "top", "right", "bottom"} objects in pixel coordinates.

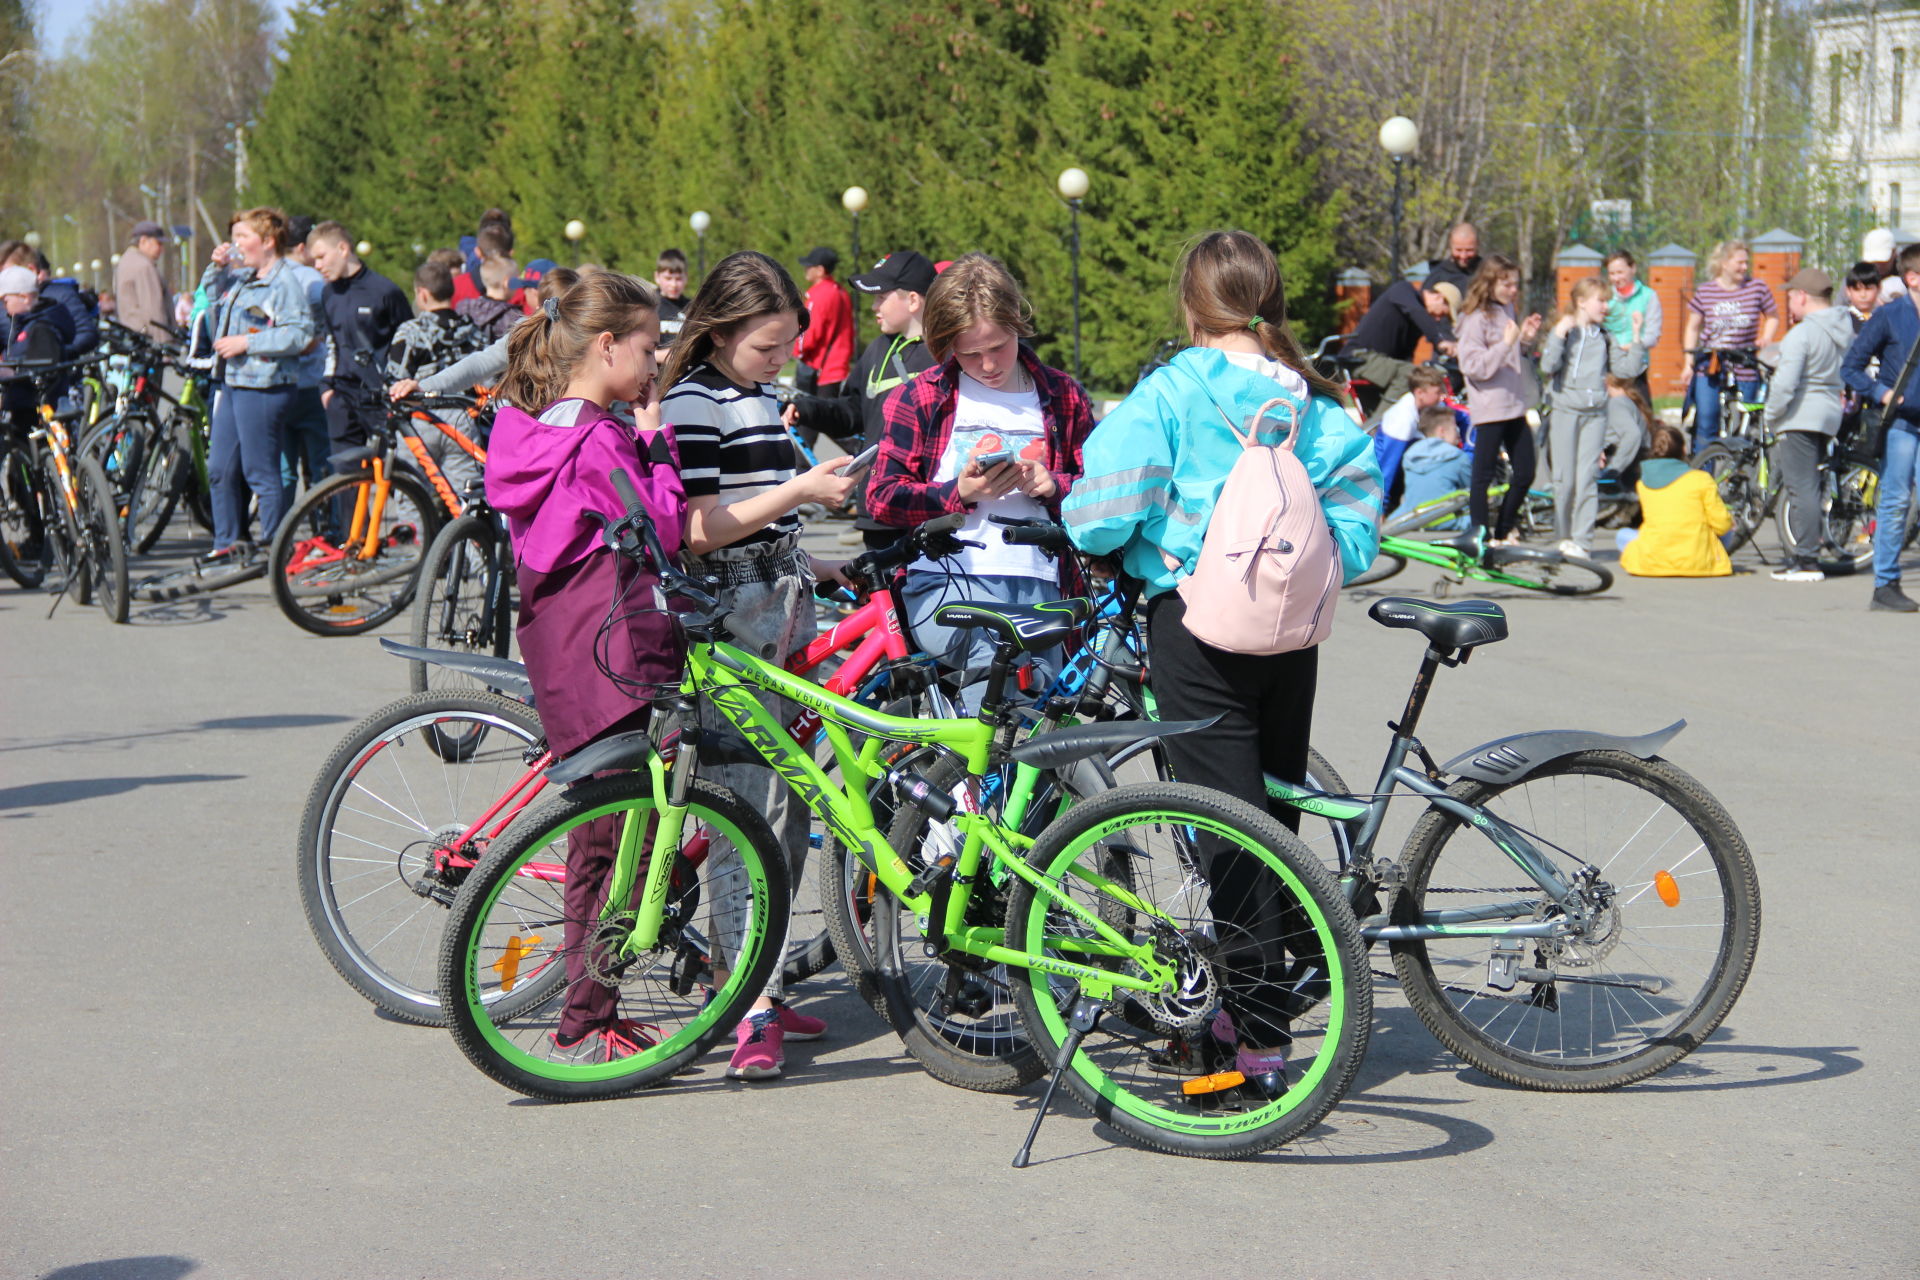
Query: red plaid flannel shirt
[{"left": 866, "top": 347, "right": 1095, "bottom": 529}]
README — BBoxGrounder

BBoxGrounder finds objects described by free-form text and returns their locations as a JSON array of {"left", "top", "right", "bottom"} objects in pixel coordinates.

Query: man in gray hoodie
[{"left": 1766, "top": 268, "right": 1855, "bottom": 581}]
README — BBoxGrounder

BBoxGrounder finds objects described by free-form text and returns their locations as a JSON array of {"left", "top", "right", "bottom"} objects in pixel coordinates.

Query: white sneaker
[
  {"left": 1556, "top": 540, "right": 1589, "bottom": 559},
  {"left": 1770, "top": 565, "right": 1825, "bottom": 582}
]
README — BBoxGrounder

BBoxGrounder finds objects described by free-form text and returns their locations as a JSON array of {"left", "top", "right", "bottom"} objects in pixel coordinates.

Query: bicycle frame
[
  {"left": 612, "top": 637, "right": 1182, "bottom": 1001},
  {"left": 1263, "top": 655, "right": 1595, "bottom": 945}
]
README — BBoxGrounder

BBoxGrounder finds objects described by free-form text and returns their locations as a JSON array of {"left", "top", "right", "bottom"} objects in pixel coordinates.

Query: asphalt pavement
[{"left": 3, "top": 517, "right": 1916, "bottom": 1279}]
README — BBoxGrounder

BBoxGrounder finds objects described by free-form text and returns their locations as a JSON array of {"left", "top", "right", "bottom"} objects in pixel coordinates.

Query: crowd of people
[{"left": 1340, "top": 221, "right": 1920, "bottom": 611}]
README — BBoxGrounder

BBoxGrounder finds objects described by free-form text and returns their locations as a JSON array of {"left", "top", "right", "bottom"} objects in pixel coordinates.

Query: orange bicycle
[{"left": 266, "top": 393, "right": 493, "bottom": 635}]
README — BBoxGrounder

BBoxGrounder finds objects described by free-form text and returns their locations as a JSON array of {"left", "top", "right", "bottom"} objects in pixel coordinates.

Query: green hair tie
[{"left": 1248, "top": 315, "right": 1266, "bottom": 330}]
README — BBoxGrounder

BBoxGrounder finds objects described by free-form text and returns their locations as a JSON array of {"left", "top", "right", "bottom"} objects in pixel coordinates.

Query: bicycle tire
[
  {"left": 1690, "top": 444, "right": 1765, "bottom": 552},
  {"left": 298, "top": 690, "right": 548, "bottom": 1025},
  {"left": 124, "top": 419, "right": 186, "bottom": 554},
  {"left": 858, "top": 751, "right": 1049, "bottom": 1092},
  {"left": 1478, "top": 546, "right": 1612, "bottom": 596},
  {"left": 38, "top": 453, "right": 85, "bottom": 604},
  {"left": 76, "top": 455, "right": 129, "bottom": 623},
  {"left": 1777, "top": 461, "right": 1878, "bottom": 574},
  {"left": 0, "top": 442, "right": 49, "bottom": 589},
  {"left": 1347, "top": 550, "right": 1408, "bottom": 587},
  {"left": 438, "top": 773, "right": 789, "bottom": 1100},
  {"left": 269, "top": 467, "right": 443, "bottom": 636},
  {"left": 1390, "top": 750, "right": 1760, "bottom": 1090},
  {"left": 1005, "top": 781, "right": 1370, "bottom": 1158},
  {"left": 408, "top": 512, "right": 512, "bottom": 700},
  {"left": 1381, "top": 493, "right": 1470, "bottom": 537},
  {"left": 135, "top": 548, "right": 267, "bottom": 601}
]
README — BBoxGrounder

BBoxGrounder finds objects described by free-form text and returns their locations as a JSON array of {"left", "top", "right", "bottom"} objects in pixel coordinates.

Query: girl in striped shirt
[
  {"left": 658, "top": 250, "right": 858, "bottom": 1080},
  {"left": 1682, "top": 240, "right": 1779, "bottom": 451}
]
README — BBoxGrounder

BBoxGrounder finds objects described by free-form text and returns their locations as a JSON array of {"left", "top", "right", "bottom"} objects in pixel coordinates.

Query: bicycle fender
[
  {"left": 1008, "top": 715, "right": 1221, "bottom": 772},
  {"left": 546, "top": 729, "right": 658, "bottom": 785},
  {"left": 377, "top": 638, "right": 533, "bottom": 704},
  {"left": 1439, "top": 720, "right": 1686, "bottom": 784}
]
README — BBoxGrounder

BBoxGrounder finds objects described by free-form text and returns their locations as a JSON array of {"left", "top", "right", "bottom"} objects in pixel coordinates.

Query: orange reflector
[
  {"left": 1654, "top": 870, "right": 1680, "bottom": 907},
  {"left": 492, "top": 933, "right": 542, "bottom": 992},
  {"left": 1181, "top": 1070, "right": 1247, "bottom": 1096}
]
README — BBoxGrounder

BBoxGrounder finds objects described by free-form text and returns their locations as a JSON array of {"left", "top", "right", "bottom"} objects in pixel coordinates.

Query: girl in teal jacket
[{"left": 1061, "top": 230, "right": 1381, "bottom": 1103}]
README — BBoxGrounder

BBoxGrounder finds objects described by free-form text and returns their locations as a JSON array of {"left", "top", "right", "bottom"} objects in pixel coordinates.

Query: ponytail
[
  {"left": 1179, "top": 230, "right": 1343, "bottom": 401},
  {"left": 498, "top": 271, "right": 658, "bottom": 411}
]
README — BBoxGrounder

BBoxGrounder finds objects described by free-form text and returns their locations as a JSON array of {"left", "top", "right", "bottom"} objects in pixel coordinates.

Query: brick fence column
[
  {"left": 1750, "top": 227, "right": 1805, "bottom": 330},
  {"left": 1555, "top": 243, "right": 1604, "bottom": 312},
  {"left": 1647, "top": 243, "right": 1698, "bottom": 399},
  {"left": 1334, "top": 267, "right": 1372, "bottom": 336}
]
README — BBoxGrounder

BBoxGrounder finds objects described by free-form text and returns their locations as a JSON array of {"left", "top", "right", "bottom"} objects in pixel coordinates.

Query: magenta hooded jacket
[{"left": 485, "top": 400, "right": 687, "bottom": 757}]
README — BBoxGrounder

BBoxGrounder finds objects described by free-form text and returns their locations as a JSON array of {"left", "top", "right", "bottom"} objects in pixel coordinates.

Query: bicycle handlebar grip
[
  {"left": 609, "top": 467, "right": 646, "bottom": 518},
  {"left": 998, "top": 523, "right": 1071, "bottom": 551}
]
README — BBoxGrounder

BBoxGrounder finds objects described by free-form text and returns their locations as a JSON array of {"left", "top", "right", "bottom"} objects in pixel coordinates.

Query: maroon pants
[{"left": 554, "top": 707, "right": 653, "bottom": 1042}]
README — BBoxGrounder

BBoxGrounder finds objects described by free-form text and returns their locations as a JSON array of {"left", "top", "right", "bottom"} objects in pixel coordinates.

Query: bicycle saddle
[
  {"left": 931, "top": 598, "right": 1092, "bottom": 654},
  {"left": 1368, "top": 597, "right": 1508, "bottom": 652}
]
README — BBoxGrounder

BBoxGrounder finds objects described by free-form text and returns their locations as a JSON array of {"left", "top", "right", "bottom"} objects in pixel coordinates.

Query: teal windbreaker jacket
[{"left": 1062, "top": 347, "right": 1383, "bottom": 596}]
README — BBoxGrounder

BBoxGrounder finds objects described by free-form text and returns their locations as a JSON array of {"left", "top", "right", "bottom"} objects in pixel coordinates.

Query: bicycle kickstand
[{"left": 1011, "top": 995, "right": 1103, "bottom": 1169}]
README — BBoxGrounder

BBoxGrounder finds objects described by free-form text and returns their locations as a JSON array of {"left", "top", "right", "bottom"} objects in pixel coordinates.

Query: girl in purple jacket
[{"left": 485, "top": 270, "right": 685, "bottom": 1063}]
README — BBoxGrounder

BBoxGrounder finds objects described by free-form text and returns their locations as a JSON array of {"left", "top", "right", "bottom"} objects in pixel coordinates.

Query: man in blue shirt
[{"left": 1839, "top": 242, "right": 1920, "bottom": 612}]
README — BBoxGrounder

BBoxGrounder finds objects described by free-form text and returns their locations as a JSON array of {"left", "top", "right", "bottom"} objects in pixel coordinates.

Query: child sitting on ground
[
  {"left": 1617, "top": 423, "right": 1734, "bottom": 577},
  {"left": 1390, "top": 405, "right": 1473, "bottom": 528},
  {"left": 1372, "top": 363, "right": 1450, "bottom": 502}
]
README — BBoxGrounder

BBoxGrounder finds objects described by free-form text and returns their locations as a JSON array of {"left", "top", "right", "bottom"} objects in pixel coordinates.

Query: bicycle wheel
[
  {"left": 0, "top": 441, "right": 49, "bottom": 589},
  {"left": 38, "top": 454, "right": 85, "bottom": 603},
  {"left": 438, "top": 773, "right": 789, "bottom": 1100},
  {"left": 1005, "top": 781, "right": 1370, "bottom": 1159},
  {"left": 852, "top": 751, "right": 1049, "bottom": 1092},
  {"left": 269, "top": 467, "right": 443, "bottom": 636},
  {"left": 75, "top": 455, "right": 128, "bottom": 623},
  {"left": 1390, "top": 750, "right": 1760, "bottom": 1090},
  {"left": 408, "top": 512, "right": 512, "bottom": 699},
  {"left": 1381, "top": 493, "right": 1468, "bottom": 537},
  {"left": 1691, "top": 444, "right": 1764, "bottom": 552},
  {"left": 1346, "top": 549, "right": 1408, "bottom": 587},
  {"left": 298, "top": 690, "right": 547, "bottom": 1025},
  {"left": 1479, "top": 546, "right": 1612, "bottom": 596},
  {"left": 1780, "top": 461, "right": 1879, "bottom": 574},
  {"left": 123, "top": 418, "right": 187, "bottom": 554}
]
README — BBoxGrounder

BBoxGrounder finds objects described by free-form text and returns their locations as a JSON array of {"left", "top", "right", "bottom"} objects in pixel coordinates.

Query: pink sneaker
[
  {"left": 727, "top": 1009, "right": 784, "bottom": 1080},
  {"left": 770, "top": 999, "right": 826, "bottom": 1041}
]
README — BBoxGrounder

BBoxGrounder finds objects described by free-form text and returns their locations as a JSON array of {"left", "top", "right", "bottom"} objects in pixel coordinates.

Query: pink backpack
[{"left": 1177, "top": 393, "right": 1340, "bottom": 655}]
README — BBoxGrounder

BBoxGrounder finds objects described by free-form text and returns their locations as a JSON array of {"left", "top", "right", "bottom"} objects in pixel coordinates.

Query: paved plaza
[{"left": 3, "top": 522, "right": 1916, "bottom": 1279}]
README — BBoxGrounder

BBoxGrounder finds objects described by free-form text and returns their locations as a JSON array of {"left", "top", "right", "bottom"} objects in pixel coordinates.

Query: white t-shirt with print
[{"left": 913, "top": 372, "right": 1052, "bottom": 580}]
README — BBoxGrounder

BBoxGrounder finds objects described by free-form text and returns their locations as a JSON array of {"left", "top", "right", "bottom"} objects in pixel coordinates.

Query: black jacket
[
  {"left": 321, "top": 265, "right": 412, "bottom": 397},
  {"left": 40, "top": 278, "right": 98, "bottom": 359},
  {"left": 1347, "top": 279, "right": 1446, "bottom": 361}
]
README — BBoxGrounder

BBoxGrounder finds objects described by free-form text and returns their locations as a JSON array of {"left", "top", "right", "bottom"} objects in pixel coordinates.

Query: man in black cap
[
  {"left": 113, "top": 220, "right": 174, "bottom": 342},
  {"left": 1343, "top": 274, "right": 1454, "bottom": 419},
  {"left": 794, "top": 245, "right": 853, "bottom": 402},
  {"left": 786, "top": 250, "right": 941, "bottom": 548}
]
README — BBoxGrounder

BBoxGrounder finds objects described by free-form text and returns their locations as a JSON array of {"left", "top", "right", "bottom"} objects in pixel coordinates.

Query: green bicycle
[
  {"left": 1349, "top": 528, "right": 1612, "bottom": 595},
  {"left": 436, "top": 472, "right": 1372, "bottom": 1162}
]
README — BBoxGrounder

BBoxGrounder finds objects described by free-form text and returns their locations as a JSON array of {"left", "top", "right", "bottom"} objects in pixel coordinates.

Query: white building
[{"left": 1816, "top": 0, "right": 1920, "bottom": 236}]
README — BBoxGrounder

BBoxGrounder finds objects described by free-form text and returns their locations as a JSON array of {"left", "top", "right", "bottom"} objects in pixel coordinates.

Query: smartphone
[
  {"left": 973, "top": 449, "right": 1013, "bottom": 470},
  {"left": 841, "top": 442, "right": 881, "bottom": 476}
]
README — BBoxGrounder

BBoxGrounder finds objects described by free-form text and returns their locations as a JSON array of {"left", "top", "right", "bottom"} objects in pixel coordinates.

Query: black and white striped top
[{"left": 663, "top": 363, "right": 802, "bottom": 547}]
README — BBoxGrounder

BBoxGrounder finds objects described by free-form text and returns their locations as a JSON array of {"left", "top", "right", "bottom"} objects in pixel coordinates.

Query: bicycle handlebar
[
  {"left": 820, "top": 512, "right": 976, "bottom": 599},
  {"left": 990, "top": 513, "right": 1073, "bottom": 552}
]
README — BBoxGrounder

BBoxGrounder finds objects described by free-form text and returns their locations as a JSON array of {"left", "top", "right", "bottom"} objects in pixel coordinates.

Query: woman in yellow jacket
[{"left": 1618, "top": 423, "right": 1734, "bottom": 576}]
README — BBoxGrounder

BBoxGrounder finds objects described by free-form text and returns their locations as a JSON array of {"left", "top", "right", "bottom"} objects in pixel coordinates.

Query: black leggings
[
  {"left": 1147, "top": 594, "right": 1320, "bottom": 1046},
  {"left": 1469, "top": 416, "right": 1538, "bottom": 538}
]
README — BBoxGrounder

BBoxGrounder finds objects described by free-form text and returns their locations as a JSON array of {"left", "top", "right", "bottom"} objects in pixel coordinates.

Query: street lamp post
[
  {"left": 689, "top": 211, "right": 711, "bottom": 285},
  {"left": 1057, "top": 167, "right": 1089, "bottom": 382},
  {"left": 1378, "top": 116, "right": 1419, "bottom": 281},
  {"left": 842, "top": 185, "right": 868, "bottom": 348},
  {"left": 564, "top": 219, "right": 586, "bottom": 267}
]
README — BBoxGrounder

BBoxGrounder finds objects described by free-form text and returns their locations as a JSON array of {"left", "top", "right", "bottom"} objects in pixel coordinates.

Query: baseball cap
[
  {"left": 0, "top": 265, "right": 38, "bottom": 296},
  {"left": 798, "top": 246, "right": 839, "bottom": 271},
  {"left": 1784, "top": 267, "right": 1833, "bottom": 297},
  {"left": 1426, "top": 280, "right": 1462, "bottom": 317},
  {"left": 1863, "top": 227, "right": 1897, "bottom": 261},
  {"left": 851, "top": 250, "right": 937, "bottom": 296},
  {"left": 130, "top": 220, "right": 170, "bottom": 243}
]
